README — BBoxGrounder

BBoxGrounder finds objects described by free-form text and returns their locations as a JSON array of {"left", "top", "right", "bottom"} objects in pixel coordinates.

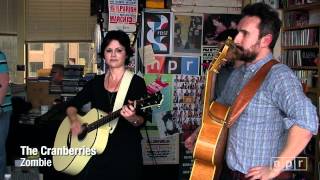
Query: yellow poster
[{"left": 146, "top": 0, "right": 165, "bottom": 9}]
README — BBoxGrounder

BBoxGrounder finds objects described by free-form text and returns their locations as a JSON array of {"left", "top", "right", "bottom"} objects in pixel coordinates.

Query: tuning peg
[
  {"left": 213, "top": 69, "right": 219, "bottom": 73},
  {"left": 222, "top": 58, "right": 227, "bottom": 62}
]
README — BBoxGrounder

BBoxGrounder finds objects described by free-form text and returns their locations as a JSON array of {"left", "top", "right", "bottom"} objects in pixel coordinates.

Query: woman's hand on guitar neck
[{"left": 121, "top": 100, "right": 144, "bottom": 127}]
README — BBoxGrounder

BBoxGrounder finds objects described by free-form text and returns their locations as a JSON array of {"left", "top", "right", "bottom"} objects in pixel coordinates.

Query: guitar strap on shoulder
[
  {"left": 226, "top": 59, "right": 279, "bottom": 128},
  {"left": 108, "top": 70, "right": 134, "bottom": 133}
]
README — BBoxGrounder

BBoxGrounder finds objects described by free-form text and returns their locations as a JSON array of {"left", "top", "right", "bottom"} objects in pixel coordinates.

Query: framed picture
[
  {"left": 142, "top": 10, "right": 172, "bottom": 55},
  {"left": 108, "top": 0, "right": 138, "bottom": 32},
  {"left": 141, "top": 133, "right": 179, "bottom": 165},
  {"left": 203, "top": 13, "right": 241, "bottom": 46},
  {"left": 173, "top": 13, "right": 203, "bottom": 55}
]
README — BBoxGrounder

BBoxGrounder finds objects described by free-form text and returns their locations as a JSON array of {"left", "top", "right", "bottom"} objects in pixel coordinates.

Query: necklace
[{"left": 105, "top": 71, "right": 125, "bottom": 109}]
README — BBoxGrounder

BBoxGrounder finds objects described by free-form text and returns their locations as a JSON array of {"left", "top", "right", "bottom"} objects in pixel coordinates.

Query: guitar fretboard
[
  {"left": 86, "top": 109, "right": 121, "bottom": 132},
  {"left": 83, "top": 93, "right": 161, "bottom": 132}
]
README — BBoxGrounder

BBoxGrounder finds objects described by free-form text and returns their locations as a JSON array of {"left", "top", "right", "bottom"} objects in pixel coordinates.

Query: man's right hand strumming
[{"left": 184, "top": 127, "right": 200, "bottom": 151}]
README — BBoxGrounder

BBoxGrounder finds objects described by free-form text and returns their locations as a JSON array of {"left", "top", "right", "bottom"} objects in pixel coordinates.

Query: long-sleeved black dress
[{"left": 67, "top": 74, "right": 150, "bottom": 180}]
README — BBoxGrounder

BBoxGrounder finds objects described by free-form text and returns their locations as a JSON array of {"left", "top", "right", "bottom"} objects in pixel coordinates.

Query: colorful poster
[
  {"left": 144, "top": 74, "right": 204, "bottom": 139},
  {"left": 108, "top": 0, "right": 138, "bottom": 32},
  {"left": 201, "top": 46, "right": 219, "bottom": 75},
  {"left": 146, "top": 56, "right": 200, "bottom": 75},
  {"left": 172, "top": 74, "right": 203, "bottom": 141},
  {"left": 144, "top": 74, "right": 173, "bottom": 113},
  {"left": 142, "top": 11, "right": 172, "bottom": 55},
  {"left": 203, "top": 14, "right": 241, "bottom": 45},
  {"left": 154, "top": 111, "right": 180, "bottom": 137},
  {"left": 173, "top": 13, "right": 203, "bottom": 54},
  {"left": 146, "top": 0, "right": 165, "bottom": 9}
]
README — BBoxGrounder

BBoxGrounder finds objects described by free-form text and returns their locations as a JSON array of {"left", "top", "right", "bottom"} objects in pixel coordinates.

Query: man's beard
[{"left": 235, "top": 45, "right": 258, "bottom": 63}]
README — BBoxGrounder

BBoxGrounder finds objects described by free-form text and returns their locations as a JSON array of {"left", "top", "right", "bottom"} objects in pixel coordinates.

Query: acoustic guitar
[
  {"left": 190, "top": 37, "right": 234, "bottom": 180},
  {"left": 53, "top": 92, "right": 163, "bottom": 175}
]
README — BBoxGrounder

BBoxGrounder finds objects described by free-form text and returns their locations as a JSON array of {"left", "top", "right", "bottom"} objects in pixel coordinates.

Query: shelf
[
  {"left": 283, "top": 24, "right": 320, "bottom": 31},
  {"left": 282, "top": 4, "right": 320, "bottom": 180},
  {"left": 283, "top": 2, "right": 320, "bottom": 11},
  {"left": 282, "top": 45, "right": 320, "bottom": 50},
  {"left": 290, "top": 66, "right": 318, "bottom": 70},
  {"left": 307, "top": 87, "right": 319, "bottom": 94}
]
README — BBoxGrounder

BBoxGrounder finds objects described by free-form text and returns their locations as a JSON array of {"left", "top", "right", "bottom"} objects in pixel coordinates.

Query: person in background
[
  {"left": 0, "top": 51, "right": 12, "bottom": 180},
  {"left": 217, "top": 3, "right": 318, "bottom": 179},
  {"left": 66, "top": 30, "right": 150, "bottom": 180},
  {"left": 184, "top": 29, "right": 243, "bottom": 150},
  {"left": 50, "top": 64, "right": 64, "bottom": 85}
]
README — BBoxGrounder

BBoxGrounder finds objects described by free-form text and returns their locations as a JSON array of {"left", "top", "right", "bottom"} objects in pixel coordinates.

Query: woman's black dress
[{"left": 67, "top": 74, "right": 150, "bottom": 180}]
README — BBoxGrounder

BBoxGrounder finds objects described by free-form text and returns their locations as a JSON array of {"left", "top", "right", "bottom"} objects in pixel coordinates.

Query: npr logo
[
  {"left": 146, "top": 56, "right": 199, "bottom": 75},
  {"left": 271, "top": 157, "right": 308, "bottom": 171}
]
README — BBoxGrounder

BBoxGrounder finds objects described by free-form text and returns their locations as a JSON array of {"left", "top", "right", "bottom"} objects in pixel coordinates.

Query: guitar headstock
[
  {"left": 135, "top": 92, "right": 163, "bottom": 110},
  {"left": 208, "top": 36, "right": 234, "bottom": 73}
]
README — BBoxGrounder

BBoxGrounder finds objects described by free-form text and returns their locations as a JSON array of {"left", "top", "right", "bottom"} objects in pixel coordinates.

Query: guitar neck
[
  {"left": 87, "top": 109, "right": 121, "bottom": 132},
  {"left": 83, "top": 93, "right": 163, "bottom": 132}
]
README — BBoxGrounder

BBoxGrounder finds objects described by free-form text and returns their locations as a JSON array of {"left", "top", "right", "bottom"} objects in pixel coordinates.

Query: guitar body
[
  {"left": 189, "top": 38, "right": 233, "bottom": 180},
  {"left": 53, "top": 108, "right": 111, "bottom": 175},
  {"left": 52, "top": 93, "right": 163, "bottom": 176},
  {"left": 190, "top": 102, "right": 230, "bottom": 180}
]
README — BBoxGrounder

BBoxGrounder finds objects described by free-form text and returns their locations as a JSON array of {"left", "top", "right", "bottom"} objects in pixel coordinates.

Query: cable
[{"left": 144, "top": 125, "right": 157, "bottom": 165}]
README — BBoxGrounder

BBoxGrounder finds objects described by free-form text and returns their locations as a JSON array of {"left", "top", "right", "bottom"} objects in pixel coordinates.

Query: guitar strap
[
  {"left": 108, "top": 70, "right": 134, "bottom": 133},
  {"left": 226, "top": 59, "right": 279, "bottom": 128}
]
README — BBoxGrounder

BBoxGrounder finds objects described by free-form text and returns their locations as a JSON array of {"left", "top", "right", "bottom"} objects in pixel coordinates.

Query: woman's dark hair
[
  {"left": 100, "top": 30, "right": 133, "bottom": 65},
  {"left": 241, "top": 2, "right": 282, "bottom": 49}
]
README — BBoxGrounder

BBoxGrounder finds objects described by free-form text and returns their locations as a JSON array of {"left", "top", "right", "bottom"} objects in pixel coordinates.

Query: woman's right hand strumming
[{"left": 67, "top": 106, "right": 83, "bottom": 135}]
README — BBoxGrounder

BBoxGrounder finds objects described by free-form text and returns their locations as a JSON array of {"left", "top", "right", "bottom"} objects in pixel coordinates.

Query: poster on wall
[
  {"left": 153, "top": 111, "right": 180, "bottom": 137},
  {"left": 203, "top": 14, "right": 241, "bottom": 46},
  {"left": 142, "top": 11, "right": 172, "bottom": 55},
  {"left": 144, "top": 74, "right": 203, "bottom": 139},
  {"left": 141, "top": 132, "right": 179, "bottom": 165},
  {"left": 144, "top": 74, "right": 173, "bottom": 113},
  {"left": 201, "top": 46, "right": 219, "bottom": 75},
  {"left": 108, "top": 0, "right": 138, "bottom": 32},
  {"left": 149, "top": 74, "right": 204, "bottom": 139},
  {"left": 173, "top": 13, "right": 203, "bottom": 55},
  {"left": 172, "top": 74, "right": 203, "bottom": 141}
]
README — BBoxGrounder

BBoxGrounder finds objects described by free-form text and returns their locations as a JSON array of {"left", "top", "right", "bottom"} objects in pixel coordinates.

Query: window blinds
[
  {"left": 26, "top": 0, "right": 96, "bottom": 42},
  {"left": 0, "top": 0, "right": 17, "bottom": 34}
]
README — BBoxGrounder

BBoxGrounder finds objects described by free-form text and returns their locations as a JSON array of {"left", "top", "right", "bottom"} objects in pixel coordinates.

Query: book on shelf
[
  {"left": 282, "top": 28, "right": 318, "bottom": 46},
  {"left": 293, "top": 70, "right": 316, "bottom": 87},
  {"left": 309, "top": 9, "right": 320, "bottom": 24},
  {"left": 281, "top": 49, "right": 318, "bottom": 66},
  {"left": 284, "top": 11, "right": 309, "bottom": 28},
  {"left": 281, "top": 0, "right": 320, "bottom": 8},
  {"left": 301, "top": 49, "right": 318, "bottom": 66}
]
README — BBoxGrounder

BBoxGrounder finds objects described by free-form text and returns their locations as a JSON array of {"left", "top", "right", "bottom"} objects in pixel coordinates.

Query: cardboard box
[{"left": 27, "top": 81, "right": 59, "bottom": 109}]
